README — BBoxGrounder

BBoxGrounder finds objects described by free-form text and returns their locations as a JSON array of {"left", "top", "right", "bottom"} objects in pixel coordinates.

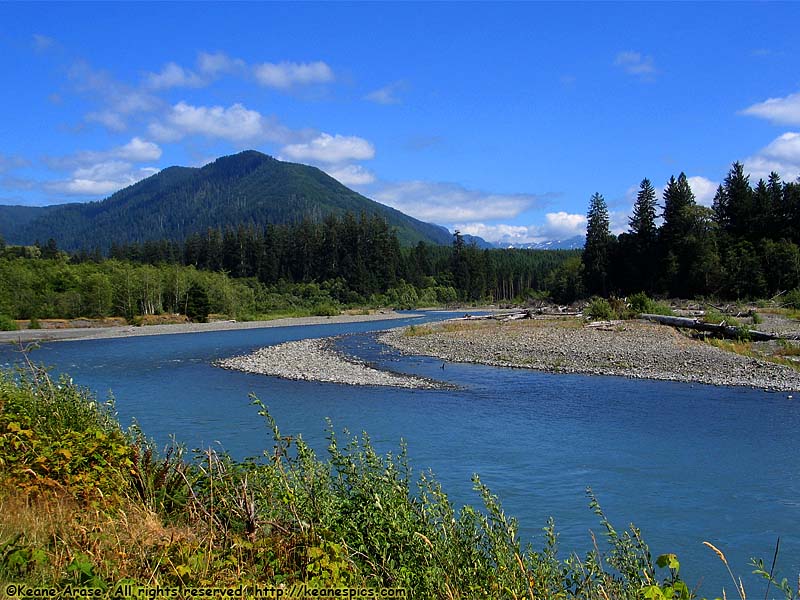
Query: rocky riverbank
[
  {"left": 216, "top": 337, "right": 450, "bottom": 389},
  {"left": 0, "top": 311, "right": 417, "bottom": 344},
  {"left": 380, "top": 317, "right": 800, "bottom": 392}
]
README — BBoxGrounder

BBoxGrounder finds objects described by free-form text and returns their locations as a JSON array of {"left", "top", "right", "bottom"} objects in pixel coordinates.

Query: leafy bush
[
  {"left": 586, "top": 297, "right": 615, "bottom": 320},
  {"left": 311, "top": 302, "right": 340, "bottom": 317},
  {"left": 783, "top": 288, "right": 800, "bottom": 310},
  {"left": 628, "top": 292, "right": 673, "bottom": 316},
  {"left": 703, "top": 307, "right": 739, "bottom": 327},
  {"left": 0, "top": 314, "right": 17, "bottom": 331},
  {"left": 0, "top": 368, "right": 132, "bottom": 502}
]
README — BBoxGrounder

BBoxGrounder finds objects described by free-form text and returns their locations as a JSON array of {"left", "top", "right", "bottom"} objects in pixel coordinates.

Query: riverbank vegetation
[
  {"left": 1, "top": 366, "right": 793, "bottom": 599},
  {"left": 4, "top": 162, "right": 800, "bottom": 328},
  {"left": 0, "top": 214, "right": 577, "bottom": 325}
]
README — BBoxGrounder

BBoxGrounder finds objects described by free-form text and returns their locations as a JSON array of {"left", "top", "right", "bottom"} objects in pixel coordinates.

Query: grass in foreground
[{"left": 0, "top": 365, "right": 796, "bottom": 599}]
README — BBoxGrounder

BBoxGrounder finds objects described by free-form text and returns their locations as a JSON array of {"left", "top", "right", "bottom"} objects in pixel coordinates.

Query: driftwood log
[
  {"left": 457, "top": 309, "right": 582, "bottom": 322},
  {"left": 640, "top": 313, "right": 800, "bottom": 341}
]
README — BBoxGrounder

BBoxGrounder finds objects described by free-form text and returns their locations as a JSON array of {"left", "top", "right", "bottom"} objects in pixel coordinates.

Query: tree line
[
  {"left": 578, "top": 162, "right": 800, "bottom": 301},
  {"left": 0, "top": 214, "right": 578, "bottom": 322}
]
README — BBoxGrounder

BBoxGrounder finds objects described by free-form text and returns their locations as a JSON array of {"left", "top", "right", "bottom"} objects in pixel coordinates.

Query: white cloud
[
  {"left": 46, "top": 137, "right": 162, "bottom": 170},
  {"left": 145, "top": 53, "right": 247, "bottom": 89},
  {"left": 115, "top": 137, "right": 162, "bottom": 162},
  {"left": 541, "top": 211, "right": 588, "bottom": 238},
  {"left": 365, "top": 81, "right": 405, "bottom": 105},
  {"left": 281, "top": 133, "right": 375, "bottom": 163},
  {"left": 70, "top": 61, "right": 162, "bottom": 131},
  {"left": 197, "top": 51, "right": 245, "bottom": 76},
  {"left": 453, "top": 223, "right": 532, "bottom": 244},
  {"left": 145, "top": 62, "right": 205, "bottom": 90},
  {"left": 149, "top": 101, "right": 286, "bottom": 143},
  {"left": 614, "top": 51, "right": 656, "bottom": 78},
  {"left": 744, "top": 132, "right": 800, "bottom": 182},
  {"left": 254, "top": 61, "right": 334, "bottom": 89},
  {"left": 454, "top": 211, "right": 587, "bottom": 244},
  {"left": 371, "top": 180, "right": 544, "bottom": 223},
  {"left": 86, "top": 110, "right": 128, "bottom": 132},
  {"left": 757, "top": 131, "right": 800, "bottom": 163},
  {"left": 741, "top": 92, "right": 800, "bottom": 125},
  {"left": 686, "top": 176, "right": 719, "bottom": 207},
  {"left": 46, "top": 161, "right": 159, "bottom": 196},
  {"left": 324, "top": 164, "right": 376, "bottom": 186}
]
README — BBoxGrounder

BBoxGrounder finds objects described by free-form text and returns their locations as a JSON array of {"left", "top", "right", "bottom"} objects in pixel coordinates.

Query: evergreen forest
[
  {"left": 0, "top": 213, "right": 576, "bottom": 323},
  {"left": 576, "top": 162, "right": 800, "bottom": 302}
]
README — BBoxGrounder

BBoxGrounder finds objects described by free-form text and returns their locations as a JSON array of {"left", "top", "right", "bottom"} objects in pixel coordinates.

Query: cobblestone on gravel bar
[
  {"left": 216, "top": 337, "right": 449, "bottom": 389},
  {"left": 379, "top": 318, "right": 800, "bottom": 392}
]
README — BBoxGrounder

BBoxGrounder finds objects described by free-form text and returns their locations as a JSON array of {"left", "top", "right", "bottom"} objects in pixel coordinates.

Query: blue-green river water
[{"left": 1, "top": 312, "right": 797, "bottom": 595}]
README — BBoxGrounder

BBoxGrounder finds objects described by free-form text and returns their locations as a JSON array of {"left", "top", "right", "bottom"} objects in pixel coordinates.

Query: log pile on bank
[{"left": 640, "top": 313, "right": 800, "bottom": 341}]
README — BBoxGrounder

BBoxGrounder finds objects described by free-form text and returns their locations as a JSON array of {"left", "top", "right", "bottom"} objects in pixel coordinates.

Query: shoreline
[
  {"left": 0, "top": 311, "right": 420, "bottom": 344},
  {"left": 379, "top": 318, "right": 800, "bottom": 392}
]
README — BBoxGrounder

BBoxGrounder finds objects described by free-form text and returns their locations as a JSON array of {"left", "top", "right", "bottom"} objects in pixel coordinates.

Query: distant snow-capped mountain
[{"left": 498, "top": 235, "right": 585, "bottom": 250}]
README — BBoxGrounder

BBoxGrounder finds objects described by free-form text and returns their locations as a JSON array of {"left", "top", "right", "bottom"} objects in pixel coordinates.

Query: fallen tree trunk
[
  {"left": 456, "top": 309, "right": 582, "bottom": 322},
  {"left": 640, "top": 313, "right": 800, "bottom": 341}
]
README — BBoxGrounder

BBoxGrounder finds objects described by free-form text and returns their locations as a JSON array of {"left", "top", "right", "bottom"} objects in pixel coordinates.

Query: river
[{"left": 1, "top": 311, "right": 797, "bottom": 596}]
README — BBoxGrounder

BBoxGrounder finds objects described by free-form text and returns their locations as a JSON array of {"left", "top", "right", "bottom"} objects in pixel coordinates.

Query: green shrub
[
  {"left": 628, "top": 292, "right": 673, "bottom": 316},
  {"left": 0, "top": 314, "right": 18, "bottom": 331},
  {"left": 783, "top": 288, "right": 800, "bottom": 309},
  {"left": 28, "top": 316, "right": 41, "bottom": 329},
  {"left": 703, "top": 307, "right": 739, "bottom": 327},
  {"left": 0, "top": 368, "right": 133, "bottom": 502},
  {"left": 628, "top": 292, "right": 652, "bottom": 314},
  {"left": 586, "top": 297, "right": 615, "bottom": 320},
  {"left": 609, "top": 296, "right": 632, "bottom": 319},
  {"left": 311, "top": 302, "right": 340, "bottom": 317}
]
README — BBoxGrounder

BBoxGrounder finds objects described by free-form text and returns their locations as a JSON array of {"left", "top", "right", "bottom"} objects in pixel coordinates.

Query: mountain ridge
[{"left": 0, "top": 151, "right": 457, "bottom": 251}]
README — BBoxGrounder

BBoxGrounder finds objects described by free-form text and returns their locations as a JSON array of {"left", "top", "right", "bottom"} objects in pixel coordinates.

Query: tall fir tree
[
  {"left": 659, "top": 173, "right": 697, "bottom": 295},
  {"left": 713, "top": 162, "right": 752, "bottom": 238},
  {"left": 624, "top": 178, "right": 658, "bottom": 292},
  {"left": 582, "top": 192, "right": 612, "bottom": 296},
  {"left": 629, "top": 178, "right": 657, "bottom": 242}
]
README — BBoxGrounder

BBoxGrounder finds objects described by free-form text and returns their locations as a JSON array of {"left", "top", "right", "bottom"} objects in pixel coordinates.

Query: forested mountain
[
  {"left": 0, "top": 204, "right": 61, "bottom": 234},
  {"left": 0, "top": 151, "right": 454, "bottom": 250}
]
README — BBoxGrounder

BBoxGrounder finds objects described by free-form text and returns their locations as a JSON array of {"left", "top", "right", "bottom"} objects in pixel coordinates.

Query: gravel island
[
  {"left": 216, "top": 337, "right": 450, "bottom": 389},
  {"left": 380, "top": 317, "right": 800, "bottom": 392}
]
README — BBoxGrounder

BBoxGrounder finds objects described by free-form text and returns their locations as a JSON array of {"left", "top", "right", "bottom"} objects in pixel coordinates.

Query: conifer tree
[
  {"left": 623, "top": 179, "right": 659, "bottom": 293},
  {"left": 629, "top": 178, "right": 657, "bottom": 242},
  {"left": 582, "top": 192, "right": 612, "bottom": 296},
  {"left": 714, "top": 162, "right": 752, "bottom": 238}
]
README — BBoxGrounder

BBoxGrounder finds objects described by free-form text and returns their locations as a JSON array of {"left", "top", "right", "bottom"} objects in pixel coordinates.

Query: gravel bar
[
  {"left": 216, "top": 337, "right": 450, "bottom": 389},
  {"left": 380, "top": 318, "right": 800, "bottom": 392},
  {"left": 0, "top": 311, "right": 418, "bottom": 344}
]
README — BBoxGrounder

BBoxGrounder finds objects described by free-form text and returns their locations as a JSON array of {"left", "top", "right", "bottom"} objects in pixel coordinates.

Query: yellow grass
[
  {"left": 404, "top": 317, "right": 582, "bottom": 337},
  {"left": 0, "top": 488, "right": 197, "bottom": 587}
]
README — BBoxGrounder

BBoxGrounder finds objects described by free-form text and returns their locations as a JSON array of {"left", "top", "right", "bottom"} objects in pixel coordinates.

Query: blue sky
[{"left": 1, "top": 2, "right": 800, "bottom": 244}]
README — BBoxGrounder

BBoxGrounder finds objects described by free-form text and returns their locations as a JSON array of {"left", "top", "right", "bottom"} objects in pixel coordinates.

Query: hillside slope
[{"left": 1, "top": 151, "right": 453, "bottom": 250}]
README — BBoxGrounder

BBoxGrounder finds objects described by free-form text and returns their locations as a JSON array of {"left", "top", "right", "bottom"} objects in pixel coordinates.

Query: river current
[{"left": 1, "top": 311, "right": 797, "bottom": 595}]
